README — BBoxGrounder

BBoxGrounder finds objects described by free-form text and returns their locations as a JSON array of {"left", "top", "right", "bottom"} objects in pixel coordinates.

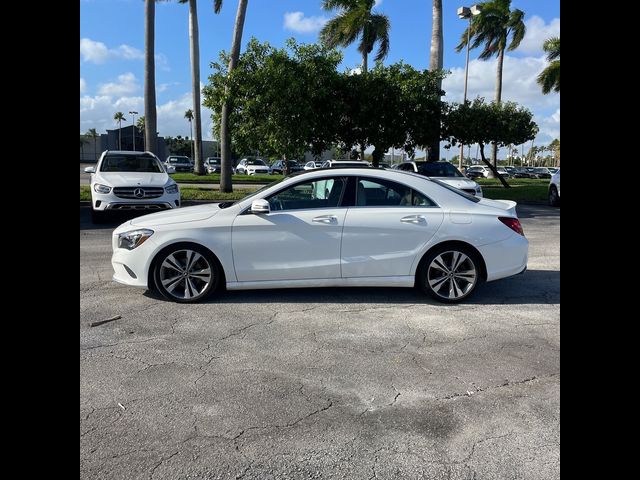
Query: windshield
[
  {"left": 246, "top": 160, "right": 267, "bottom": 166},
  {"left": 533, "top": 168, "right": 548, "bottom": 173},
  {"left": 169, "top": 157, "right": 190, "bottom": 164},
  {"left": 327, "top": 162, "right": 369, "bottom": 168},
  {"left": 206, "top": 158, "right": 221, "bottom": 164},
  {"left": 416, "top": 162, "right": 463, "bottom": 177},
  {"left": 100, "top": 154, "right": 164, "bottom": 173}
]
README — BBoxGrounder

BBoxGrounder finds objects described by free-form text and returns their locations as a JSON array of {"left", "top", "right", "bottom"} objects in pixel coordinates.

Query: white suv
[
  {"left": 84, "top": 150, "right": 181, "bottom": 223},
  {"left": 396, "top": 161, "right": 483, "bottom": 197}
]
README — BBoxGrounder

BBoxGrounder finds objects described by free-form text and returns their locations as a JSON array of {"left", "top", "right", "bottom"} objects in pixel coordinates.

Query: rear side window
[{"left": 355, "top": 177, "right": 436, "bottom": 207}]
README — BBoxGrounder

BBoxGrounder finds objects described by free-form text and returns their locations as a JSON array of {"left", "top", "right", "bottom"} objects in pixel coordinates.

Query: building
[{"left": 81, "top": 126, "right": 167, "bottom": 162}]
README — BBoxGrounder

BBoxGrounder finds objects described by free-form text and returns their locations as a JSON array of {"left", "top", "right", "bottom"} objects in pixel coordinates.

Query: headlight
[
  {"left": 118, "top": 229, "right": 154, "bottom": 250},
  {"left": 165, "top": 183, "right": 179, "bottom": 194},
  {"left": 94, "top": 183, "right": 111, "bottom": 194}
]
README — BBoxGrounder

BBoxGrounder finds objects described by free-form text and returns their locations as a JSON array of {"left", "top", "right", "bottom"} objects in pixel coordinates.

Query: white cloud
[
  {"left": 283, "top": 11, "right": 328, "bottom": 34},
  {"left": 516, "top": 16, "right": 560, "bottom": 55},
  {"left": 80, "top": 78, "right": 87, "bottom": 93},
  {"left": 97, "top": 72, "right": 140, "bottom": 96},
  {"left": 80, "top": 88, "right": 215, "bottom": 140},
  {"left": 80, "top": 37, "right": 168, "bottom": 69},
  {"left": 348, "top": 66, "right": 362, "bottom": 75}
]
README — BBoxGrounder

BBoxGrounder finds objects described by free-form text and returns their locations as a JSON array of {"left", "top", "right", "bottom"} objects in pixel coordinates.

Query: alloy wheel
[
  {"left": 158, "top": 249, "right": 213, "bottom": 300},
  {"left": 426, "top": 251, "right": 478, "bottom": 300}
]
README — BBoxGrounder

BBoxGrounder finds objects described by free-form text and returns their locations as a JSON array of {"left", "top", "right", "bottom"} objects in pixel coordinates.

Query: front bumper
[
  {"left": 91, "top": 189, "right": 180, "bottom": 211},
  {"left": 111, "top": 235, "right": 159, "bottom": 288}
]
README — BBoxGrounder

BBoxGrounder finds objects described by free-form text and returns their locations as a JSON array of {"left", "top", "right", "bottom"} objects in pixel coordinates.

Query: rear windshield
[
  {"left": 327, "top": 162, "right": 369, "bottom": 168},
  {"left": 168, "top": 157, "right": 190, "bottom": 163},
  {"left": 431, "top": 179, "right": 481, "bottom": 203},
  {"left": 100, "top": 154, "right": 163, "bottom": 173},
  {"left": 246, "top": 160, "right": 267, "bottom": 166},
  {"left": 416, "top": 162, "right": 463, "bottom": 177}
]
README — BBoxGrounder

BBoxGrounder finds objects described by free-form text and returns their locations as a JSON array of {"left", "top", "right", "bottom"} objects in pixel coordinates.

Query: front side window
[
  {"left": 101, "top": 154, "right": 163, "bottom": 173},
  {"left": 356, "top": 178, "right": 436, "bottom": 207},
  {"left": 267, "top": 177, "right": 346, "bottom": 211}
]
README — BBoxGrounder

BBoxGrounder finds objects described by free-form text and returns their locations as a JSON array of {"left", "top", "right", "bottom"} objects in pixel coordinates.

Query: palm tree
[
  {"left": 537, "top": 36, "right": 559, "bottom": 94},
  {"left": 428, "top": 0, "right": 443, "bottom": 162},
  {"left": 113, "top": 111, "right": 127, "bottom": 149},
  {"left": 320, "top": 0, "right": 390, "bottom": 74},
  {"left": 185, "top": 109, "right": 194, "bottom": 161},
  {"left": 220, "top": 0, "right": 249, "bottom": 193},
  {"left": 178, "top": 1, "right": 220, "bottom": 175},
  {"left": 86, "top": 128, "right": 99, "bottom": 162},
  {"left": 137, "top": 116, "right": 146, "bottom": 150},
  {"left": 456, "top": 0, "right": 525, "bottom": 167},
  {"left": 144, "top": 0, "right": 158, "bottom": 156}
]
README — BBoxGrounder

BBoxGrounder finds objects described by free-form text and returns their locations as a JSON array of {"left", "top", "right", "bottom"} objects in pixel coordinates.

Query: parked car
[
  {"left": 321, "top": 160, "right": 370, "bottom": 168},
  {"left": 512, "top": 167, "right": 533, "bottom": 178},
  {"left": 465, "top": 165, "right": 491, "bottom": 179},
  {"left": 496, "top": 167, "right": 512, "bottom": 178},
  {"left": 504, "top": 166, "right": 517, "bottom": 176},
  {"left": 548, "top": 167, "right": 559, "bottom": 174},
  {"left": 85, "top": 150, "right": 180, "bottom": 223},
  {"left": 235, "top": 158, "right": 271, "bottom": 175},
  {"left": 529, "top": 167, "right": 552, "bottom": 179},
  {"left": 111, "top": 168, "right": 528, "bottom": 304},
  {"left": 548, "top": 168, "right": 560, "bottom": 207},
  {"left": 204, "top": 157, "right": 222, "bottom": 174},
  {"left": 396, "top": 161, "right": 483, "bottom": 197},
  {"left": 165, "top": 155, "right": 193, "bottom": 173},
  {"left": 270, "top": 160, "right": 304, "bottom": 175},
  {"left": 304, "top": 161, "right": 324, "bottom": 170}
]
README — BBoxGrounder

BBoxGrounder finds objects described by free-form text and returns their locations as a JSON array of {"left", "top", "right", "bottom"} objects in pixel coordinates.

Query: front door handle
[
  {"left": 312, "top": 215, "right": 338, "bottom": 224},
  {"left": 400, "top": 215, "right": 427, "bottom": 224}
]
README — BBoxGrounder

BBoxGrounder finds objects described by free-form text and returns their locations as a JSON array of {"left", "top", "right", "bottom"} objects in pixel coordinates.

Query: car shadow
[{"left": 142, "top": 269, "right": 559, "bottom": 306}]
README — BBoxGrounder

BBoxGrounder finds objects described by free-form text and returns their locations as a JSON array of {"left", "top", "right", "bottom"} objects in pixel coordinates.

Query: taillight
[{"left": 498, "top": 217, "right": 524, "bottom": 236}]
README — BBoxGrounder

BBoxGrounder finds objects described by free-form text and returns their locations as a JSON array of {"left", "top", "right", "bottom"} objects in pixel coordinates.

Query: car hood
[
  {"left": 129, "top": 203, "right": 221, "bottom": 227},
  {"left": 97, "top": 172, "right": 170, "bottom": 187},
  {"left": 432, "top": 177, "right": 478, "bottom": 189}
]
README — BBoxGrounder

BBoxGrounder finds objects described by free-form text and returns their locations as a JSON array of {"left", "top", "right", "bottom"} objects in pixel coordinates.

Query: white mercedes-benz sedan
[{"left": 111, "top": 169, "right": 528, "bottom": 303}]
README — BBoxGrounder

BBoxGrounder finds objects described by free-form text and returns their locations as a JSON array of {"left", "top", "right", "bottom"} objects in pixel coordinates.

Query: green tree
[
  {"left": 136, "top": 116, "right": 146, "bottom": 150},
  {"left": 320, "top": 0, "right": 390, "bottom": 74},
  {"left": 165, "top": 135, "right": 192, "bottom": 156},
  {"left": 205, "top": 39, "right": 343, "bottom": 175},
  {"left": 144, "top": 0, "right": 158, "bottom": 155},
  {"left": 219, "top": 0, "right": 249, "bottom": 193},
  {"left": 455, "top": 0, "right": 526, "bottom": 167},
  {"left": 548, "top": 138, "right": 560, "bottom": 166},
  {"left": 537, "top": 37, "right": 559, "bottom": 94},
  {"left": 86, "top": 128, "right": 99, "bottom": 162},
  {"left": 427, "top": 0, "right": 443, "bottom": 162},
  {"left": 113, "top": 111, "right": 127, "bottom": 149},
  {"left": 443, "top": 98, "right": 538, "bottom": 187},
  {"left": 184, "top": 109, "right": 194, "bottom": 160}
]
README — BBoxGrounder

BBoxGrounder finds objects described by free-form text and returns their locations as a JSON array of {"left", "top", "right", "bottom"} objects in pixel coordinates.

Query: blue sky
[{"left": 80, "top": 0, "right": 560, "bottom": 158}]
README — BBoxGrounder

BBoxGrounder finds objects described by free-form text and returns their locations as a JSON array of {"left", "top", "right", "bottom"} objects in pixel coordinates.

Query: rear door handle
[
  {"left": 312, "top": 215, "right": 338, "bottom": 224},
  {"left": 400, "top": 215, "right": 427, "bottom": 224}
]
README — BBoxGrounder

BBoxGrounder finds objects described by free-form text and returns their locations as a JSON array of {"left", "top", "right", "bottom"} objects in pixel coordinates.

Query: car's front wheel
[
  {"left": 549, "top": 185, "right": 560, "bottom": 207},
  {"left": 153, "top": 244, "right": 220, "bottom": 303},
  {"left": 418, "top": 246, "right": 483, "bottom": 303}
]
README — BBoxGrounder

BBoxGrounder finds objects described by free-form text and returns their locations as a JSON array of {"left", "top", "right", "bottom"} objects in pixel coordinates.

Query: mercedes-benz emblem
[{"left": 134, "top": 188, "right": 145, "bottom": 198}]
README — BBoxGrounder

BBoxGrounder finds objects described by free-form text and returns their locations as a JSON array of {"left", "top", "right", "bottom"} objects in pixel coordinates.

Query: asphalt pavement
[{"left": 80, "top": 204, "right": 560, "bottom": 479}]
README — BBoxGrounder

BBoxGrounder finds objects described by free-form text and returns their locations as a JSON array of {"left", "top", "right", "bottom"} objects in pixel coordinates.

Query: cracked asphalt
[{"left": 80, "top": 204, "right": 560, "bottom": 479}]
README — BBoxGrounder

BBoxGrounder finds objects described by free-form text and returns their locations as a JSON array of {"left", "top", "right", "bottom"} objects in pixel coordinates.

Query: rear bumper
[{"left": 477, "top": 233, "right": 529, "bottom": 282}]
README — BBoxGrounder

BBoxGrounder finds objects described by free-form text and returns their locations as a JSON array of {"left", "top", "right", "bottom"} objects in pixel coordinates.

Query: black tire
[
  {"left": 153, "top": 243, "right": 221, "bottom": 303},
  {"left": 418, "top": 245, "right": 483, "bottom": 303},
  {"left": 91, "top": 209, "right": 107, "bottom": 224},
  {"left": 549, "top": 185, "right": 560, "bottom": 207}
]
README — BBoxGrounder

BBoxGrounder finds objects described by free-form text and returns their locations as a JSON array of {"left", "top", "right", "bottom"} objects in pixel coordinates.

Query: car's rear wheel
[
  {"left": 153, "top": 244, "right": 220, "bottom": 303},
  {"left": 549, "top": 185, "right": 560, "bottom": 207},
  {"left": 419, "top": 246, "right": 482, "bottom": 303}
]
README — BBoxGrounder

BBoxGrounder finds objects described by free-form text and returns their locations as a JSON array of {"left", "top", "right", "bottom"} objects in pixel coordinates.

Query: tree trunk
[
  {"left": 371, "top": 147, "right": 384, "bottom": 168},
  {"left": 479, "top": 143, "right": 510, "bottom": 188},
  {"left": 283, "top": 153, "right": 289, "bottom": 176},
  {"left": 189, "top": 0, "right": 204, "bottom": 175},
  {"left": 491, "top": 47, "right": 504, "bottom": 168},
  {"left": 144, "top": 0, "right": 158, "bottom": 156},
  {"left": 362, "top": 51, "right": 368, "bottom": 74},
  {"left": 220, "top": 0, "right": 249, "bottom": 193},
  {"left": 426, "top": 0, "right": 443, "bottom": 163},
  {"left": 118, "top": 121, "right": 122, "bottom": 149}
]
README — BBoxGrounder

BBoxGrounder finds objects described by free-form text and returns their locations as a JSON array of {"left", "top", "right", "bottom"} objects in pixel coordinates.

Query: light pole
[
  {"left": 457, "top": 4, "right": 482, "bottom": 170},
  {"left": 129, "top": 111, "right": 138, "bottom": 151}
]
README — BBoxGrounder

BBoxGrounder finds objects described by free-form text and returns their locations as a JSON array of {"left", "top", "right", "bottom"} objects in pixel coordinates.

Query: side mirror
[
  {"left": 84, "top": 166, "right": 96, "bottom": 173},
  {"left": 250, "top": 199, "right": 270, "bottom": 214},
  {"left": 166, "top": 165, "right": 176, "bottom": 174}
]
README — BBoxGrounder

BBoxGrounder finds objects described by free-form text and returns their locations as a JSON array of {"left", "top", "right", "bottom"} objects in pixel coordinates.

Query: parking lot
[{"left": 80, "top": 204, "right": 559, "bottom": 479}]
